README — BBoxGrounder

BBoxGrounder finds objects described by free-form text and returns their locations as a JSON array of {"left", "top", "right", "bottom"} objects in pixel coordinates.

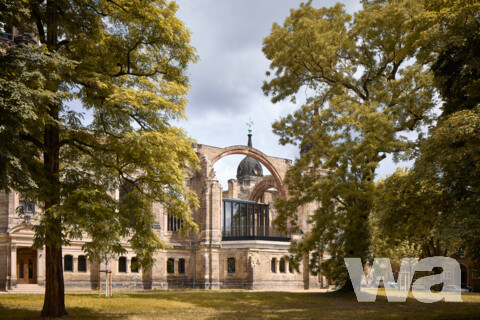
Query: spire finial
[
  {"left": 246, "top": 118, "right": 254, "bottom": 135},
  {"left": 246, "top": 118, "right": 254, "bottom": 147}
]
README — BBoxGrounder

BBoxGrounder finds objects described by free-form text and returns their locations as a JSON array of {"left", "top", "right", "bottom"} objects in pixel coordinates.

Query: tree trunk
[
  {"left": 41, "top": 112, "right": 67, "bottom": 317},
  {"left": 40, "top": 0, "right": 68, "bottom": 317},
  {"left": 41, "top": 241, "right": 67, "bottom": 317},
  {"left": 41, "top": 117, "right": 67, "bottom": 317}
]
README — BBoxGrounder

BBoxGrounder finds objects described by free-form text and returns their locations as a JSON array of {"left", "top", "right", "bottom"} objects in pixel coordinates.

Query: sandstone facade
[{"left": 0, "top": 140, "right": 330, "bottom": 291}]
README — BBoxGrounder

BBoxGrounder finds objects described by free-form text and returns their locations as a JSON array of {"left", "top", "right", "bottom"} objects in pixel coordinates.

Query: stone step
[{"left": 9, "top": 284, "right": 45, "bottom": 294}]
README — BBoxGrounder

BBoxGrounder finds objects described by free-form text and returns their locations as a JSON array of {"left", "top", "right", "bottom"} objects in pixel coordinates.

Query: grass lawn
[{"left": 1, "top": 289, "right": 480, "bottom": 319}]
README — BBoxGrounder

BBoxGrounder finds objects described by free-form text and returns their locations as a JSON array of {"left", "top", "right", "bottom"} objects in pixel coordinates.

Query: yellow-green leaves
[
  {"left": 1, "top": 0, "right": 198, "bottom": 271},
  {"left": 263, "top": 0, "right": 437, "bottom": 285}
]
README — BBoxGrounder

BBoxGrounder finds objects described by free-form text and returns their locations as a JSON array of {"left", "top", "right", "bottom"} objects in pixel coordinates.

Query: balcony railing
[{"left": 222, "top": 225, "right": 291, "bottom": 241}]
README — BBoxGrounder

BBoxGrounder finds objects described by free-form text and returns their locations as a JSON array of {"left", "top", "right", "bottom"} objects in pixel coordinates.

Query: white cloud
[{"left": 175, "top": 0, "right": 409, "bottom": 186}]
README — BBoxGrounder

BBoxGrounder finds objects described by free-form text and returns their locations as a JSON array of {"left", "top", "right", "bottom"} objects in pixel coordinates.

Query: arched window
[
  {"left": 167, "top": 258, "right": 175, "bottom": 274},
  {"left": 279, "top": 258, "right": 286, "bottom": 273},
  {"left": 227, "top": 257, "right": 236, "bottom": 274},
  {"left": 118, "top": 257, "right": 127, "bottom": 273},
  {"left": 178, "top": 258, "right": 186, "bottom": 274},
  {"left": 131, "top": 257, "right": 139, "bottom": 273},
  {"left": 271, "top": 258, "right": 277, "bottom": 273},
  {"left": 64, "top": 255, "right": 73, "bottom": 272},
  {"left": 289, "top": 260, "right": 294, "bottom": 273},
  {"left": 78, "top": 255, "right": 87, "bottom": 272}
]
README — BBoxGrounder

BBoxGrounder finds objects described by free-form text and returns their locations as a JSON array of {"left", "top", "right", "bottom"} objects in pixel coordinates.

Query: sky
[{"left": 173, "top": 0, "right": 409, "bottom": 189}]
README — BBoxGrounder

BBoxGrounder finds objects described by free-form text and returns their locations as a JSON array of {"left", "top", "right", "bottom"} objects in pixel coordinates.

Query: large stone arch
[
  {"left": 194, "top": 144, "right": 287, "bottom": 198},
  {"left": 249, "top": 175, "right": 280, "bottom": 202}
]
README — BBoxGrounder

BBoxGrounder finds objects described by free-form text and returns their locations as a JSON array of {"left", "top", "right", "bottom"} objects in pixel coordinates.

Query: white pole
[{"left": 105, "top": 261, "right": 108, "bottom": 297}]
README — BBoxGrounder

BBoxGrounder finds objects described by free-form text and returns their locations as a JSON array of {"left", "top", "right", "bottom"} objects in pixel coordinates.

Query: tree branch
[
  {"left": 20, "top": 133, "right": 44, "bottom": 149},
  {"left": 30, "top": 0, "right": 46, "bottom": 44}
]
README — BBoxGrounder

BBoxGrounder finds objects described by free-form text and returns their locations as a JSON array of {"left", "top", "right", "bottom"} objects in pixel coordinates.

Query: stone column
[
  {"left": 73, "top": 256, "right": 78, "bottom": 273},
  {"left": 209, "top": 181, "right": 222, "bottom": 245},
  {"left": 207, "top": 181, "right": 221, "bottom": 289},
  {"left": 10, "top": 245, "right": 17, "bottom": 287},
  {"left": 37, "top": 248, "right": 45, "bottom": 285}
]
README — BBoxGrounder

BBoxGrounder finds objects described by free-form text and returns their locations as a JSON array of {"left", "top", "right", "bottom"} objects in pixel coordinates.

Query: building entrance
[{"left": 17, "top": 248, "right": 37, "bottom": 284}]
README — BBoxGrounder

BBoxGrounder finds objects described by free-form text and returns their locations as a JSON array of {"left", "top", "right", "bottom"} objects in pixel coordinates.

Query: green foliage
[
  {"left": 0, "top": 46, "right": 73, "bottom": 191},
  {"left": 375, "top": 107, "right": 480, "bottom": 262},
  {"left": 375, "top": 0, "right": 480, "bottom": 264},
  {"left": 263, "top": 0, "right": 436, "bottom": 284},
  {"left": 0, "top": 0, "right": 198, "bottom": 270},
  {"left": 415, "top": 0, "right": 480, "bottom": 116}
]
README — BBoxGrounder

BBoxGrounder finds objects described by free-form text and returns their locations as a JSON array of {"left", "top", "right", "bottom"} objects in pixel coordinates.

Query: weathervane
[{"left": 246, "top": 118, "right": 254, "bottom": 134}]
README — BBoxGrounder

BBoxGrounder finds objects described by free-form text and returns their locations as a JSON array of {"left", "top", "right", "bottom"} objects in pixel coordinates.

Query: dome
[
  {"left": 236, "top": 133, "right": 263, "bottom": 183},
  {"left": 236, "top": 156, "right": 263, "bottom": 182}
]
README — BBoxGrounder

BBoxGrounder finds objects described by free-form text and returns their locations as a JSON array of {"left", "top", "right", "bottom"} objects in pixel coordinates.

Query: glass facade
[{"left": 222, "top": 198, "right": 290, "bottom": 241}]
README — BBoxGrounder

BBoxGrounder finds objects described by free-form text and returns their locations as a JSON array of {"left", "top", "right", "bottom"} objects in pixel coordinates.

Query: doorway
[{"left": 17, "top": 248, "right": 37, "bottom": 284}]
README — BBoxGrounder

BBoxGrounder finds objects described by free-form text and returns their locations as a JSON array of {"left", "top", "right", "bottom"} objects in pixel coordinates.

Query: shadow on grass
[
  {"left": 0, "top": 306, "right": 128, "bottom": 320},
  {"left": 1, "top": 291, "right": 479, "bottom": 319}
]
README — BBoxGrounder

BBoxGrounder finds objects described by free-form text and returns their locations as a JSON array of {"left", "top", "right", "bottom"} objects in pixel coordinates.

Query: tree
[
  {"left": 416, "top": 0, "right": 480, "bottom": 117},
  {"left": 0, "top": 0, "right": 198, "bottom": 317},
  {"left": 262, "top": 0, "right": 436, "bottom": 289},
  {"left": 372, "top": 168, "right": 460, "bottom": 261},
  {"left": 375, "top": 107, "right": 480, "bottom": 263},
  {"left": 375, "top": 0, "right": 480, "bottom": 265}
]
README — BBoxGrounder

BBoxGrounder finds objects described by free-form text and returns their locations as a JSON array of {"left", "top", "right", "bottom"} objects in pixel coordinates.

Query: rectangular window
[
  {"left": 232, "top": 203, "right": 240, "bottom": 236},
  {"left": 240, "top": 203, "right": 247, "bottom": 236},
  {"left": 167, "top": 258, "right": 175, "bottom": 274},
  {"left": 19, "top": 193, "right": 35, "bottom": 213},
  {"left": 255, "top": 204, "right": 262, "bottom": 236},
  {"left": 178, "top": 258, "right": 185, "bottom": 274},
  {"left": 227, "top": 257, "right": 236, "bottom": 274},
  {"left": 64, "top": 255, "right": 73, "bottom": 272},
  {"left": 248, "top": 204, "right": 254, "bottom": 236},
  {"left": 78, "top": 256, "right": 87, "bottom": 272},
  {"left": 118, "top": 257, "right": 127, "bottom": 273},
  {"left": 167, "top": 214, "right": 182, "bottom": 232},
  {"left": 224, "top": 202, "right": 231, "bottom": 236},
  {"left": 264, "top": 206, "right": 269, "bottom": 235},
  {"left": 131, "top": 257, "right": 139, "bottom": 273},
  {"left": 271, "top": 258, "right": 276, "bottom": 273}
]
